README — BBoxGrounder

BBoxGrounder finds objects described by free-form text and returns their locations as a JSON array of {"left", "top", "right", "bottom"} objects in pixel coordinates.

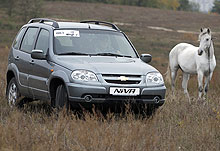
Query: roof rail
[
  {"left": 28, "top": 18, "right": 59, "bottom": 28},
  {"left": 80, "top": 20, "right": 120, "bottom": 31}
]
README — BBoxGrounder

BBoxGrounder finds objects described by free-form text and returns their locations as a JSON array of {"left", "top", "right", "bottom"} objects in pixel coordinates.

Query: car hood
[{"left": 54, "top": 56, "right": 158, "bottom": 75}]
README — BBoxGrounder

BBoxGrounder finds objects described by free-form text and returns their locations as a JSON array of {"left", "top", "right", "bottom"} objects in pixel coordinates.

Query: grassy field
[{"left": 0, "top": 1, "right": 220, "bottom": 150}]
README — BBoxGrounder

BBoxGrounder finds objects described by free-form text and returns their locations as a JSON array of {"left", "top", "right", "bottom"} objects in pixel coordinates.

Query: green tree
[
  {"left": 158, "top": 0, "right": 180, "bottom": 10},
  {"left": 178, "top": 0, "right": 190, "bottom": 11},
  {"left": 212, "top": 0, "right": 220, "bottom": 13},
  {"left": 142, "top": 0, "right": 161, "bottom": 8}
]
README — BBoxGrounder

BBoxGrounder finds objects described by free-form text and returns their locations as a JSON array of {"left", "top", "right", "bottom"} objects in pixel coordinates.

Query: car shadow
[{"left": 17, "top": 98, "right": 157, "bottom": 120}]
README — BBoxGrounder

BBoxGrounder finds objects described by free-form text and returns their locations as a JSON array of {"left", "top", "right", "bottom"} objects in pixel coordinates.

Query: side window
[
  {"left": 20, "top": 27, "right": 38, "bottom": 53},
  {"left": 35, "top": 29, "right": 50, "bottom": 54},
  {"left": 13, "top": 27, "right": 26, "bottom": 49}
]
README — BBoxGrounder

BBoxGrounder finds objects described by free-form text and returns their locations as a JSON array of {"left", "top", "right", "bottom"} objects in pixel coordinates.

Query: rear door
[
  {"left": 28, "top": 28, "right": 52, "bottom": 100},
  {"left": 13, "top": 27, "right": 39, "bottom": 97}
]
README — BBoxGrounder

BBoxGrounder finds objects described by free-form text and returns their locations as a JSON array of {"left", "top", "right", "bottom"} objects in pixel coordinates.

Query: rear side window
[
  {"left": 20, "top": 27, "right": 38, "bottom": 53},
  {"left": 35, "top": 29, "right": 50, "bottom": 55},
  {"left": 13, "top": 27, "right": 26, "bottom": 49}
]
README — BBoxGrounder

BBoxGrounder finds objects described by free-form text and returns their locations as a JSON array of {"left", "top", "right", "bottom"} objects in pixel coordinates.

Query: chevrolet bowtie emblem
[{"left": 118, "top": 76, "right": 129, "bottom": 81}]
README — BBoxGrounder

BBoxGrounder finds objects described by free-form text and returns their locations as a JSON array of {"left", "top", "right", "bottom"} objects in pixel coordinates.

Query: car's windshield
[{"left": 53, "top": 29, "right": 137, "bottom": 58}]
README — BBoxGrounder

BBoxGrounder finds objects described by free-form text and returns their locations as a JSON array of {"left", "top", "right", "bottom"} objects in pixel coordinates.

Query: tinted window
[
  {"left": 20, "top": 27, "right": 38, "bottom": 53},
  {"left": 35, "top": 29, "right": 50, "bottom": 54},
  {"left": 13, "top": 27, "right": 26, "bottom": 49}
]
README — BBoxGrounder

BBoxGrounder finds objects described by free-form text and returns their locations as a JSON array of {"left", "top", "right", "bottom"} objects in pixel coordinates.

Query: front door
[{"left": 28, "top": 28, "right": 52, "bottom": 100}]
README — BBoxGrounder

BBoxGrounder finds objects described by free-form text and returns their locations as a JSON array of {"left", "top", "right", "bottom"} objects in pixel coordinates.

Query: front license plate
[{"left": 110, "top": 87, "right": 140, "bottom": 96}]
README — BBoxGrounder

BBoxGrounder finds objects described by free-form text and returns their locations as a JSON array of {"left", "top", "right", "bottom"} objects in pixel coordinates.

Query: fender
[
  {"left": 48, "top": 70, "right": 71, "bottom": 95},
  {"left": 6, "top": 63, "right": 31, "bottom": 97},
  {"left": 6, "top": 64, "right": 18, "bottom": 97},
  {"left": 48, "top": 70, "right": 70, "bottom": 83},
  {"left": 7, "top": 63, "right": 19, "bottom": 85}
]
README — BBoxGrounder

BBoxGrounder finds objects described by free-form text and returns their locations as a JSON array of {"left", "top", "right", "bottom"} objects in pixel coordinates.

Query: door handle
[
  {"left": 15, "top": 56, "right": 19, "bottom": 61},
  {"left": 29, "top": 60, "right": 35, "bottom": 65}
]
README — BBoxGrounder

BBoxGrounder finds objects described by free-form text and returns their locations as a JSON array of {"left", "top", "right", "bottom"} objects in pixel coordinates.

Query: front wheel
[
  {"left": 6, "top": 78, "right": 20, "bottom": 107},
  {"left": 54, "top": 84, "right": 70, "bottom": 110}
]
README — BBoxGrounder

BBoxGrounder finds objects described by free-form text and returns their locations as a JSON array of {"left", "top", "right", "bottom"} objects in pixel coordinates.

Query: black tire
[
  {"left": 6, "top": 77, "right": 20, "bottom": 107},
  {"left": 54, "top": 84, "right": 70, "bottom": 110}
]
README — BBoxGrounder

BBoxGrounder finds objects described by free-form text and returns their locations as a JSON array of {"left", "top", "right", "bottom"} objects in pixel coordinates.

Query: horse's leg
[
  {"left": 197, "top": 71, "right": 204, "bottom": 99},
  {"left": 203, "top": 72, "right": 213, "bottom": 99},
  {"left": 182, "top": 72, "right": 190, "bottom": 101},
  {"left": 171, "top": 68, "right": 178, "bottom": 93},
  {"left": 169, "top": 48, "right": 179, "bottom": 97}
]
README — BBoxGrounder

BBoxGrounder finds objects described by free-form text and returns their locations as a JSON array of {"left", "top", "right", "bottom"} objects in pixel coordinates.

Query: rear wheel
[
  {"left": 54, "top": 84, "right": 70, "bottom": 110},
  {"left": 6, "top": 78, "right": 20, "bottom": 107}
]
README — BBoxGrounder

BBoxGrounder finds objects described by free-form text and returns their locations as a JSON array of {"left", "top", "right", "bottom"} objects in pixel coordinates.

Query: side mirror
[
  {"left": 140, "top": 54, "right": 152, "bottom": 63},
  {"left": 31, "top": 49, "right": 46, "bottom": 60}
]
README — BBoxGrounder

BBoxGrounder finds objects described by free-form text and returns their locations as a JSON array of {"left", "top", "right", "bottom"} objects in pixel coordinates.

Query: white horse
[{"left": 167, "top": 28, "right": 216, "bottom": 101}]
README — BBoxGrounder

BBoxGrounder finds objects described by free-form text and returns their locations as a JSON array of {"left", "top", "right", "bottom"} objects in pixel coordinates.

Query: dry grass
[
  {"left": 0, "top": 1, "right": 220, "bottom": 150},
  {"left": 0, "top": 79, "right": 220, "bottom": 150}
]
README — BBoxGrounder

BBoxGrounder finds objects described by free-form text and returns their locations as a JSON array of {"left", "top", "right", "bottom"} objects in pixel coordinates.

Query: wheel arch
[
  {"left": 6, "top": 70, "right": 15, "bottom": 86},
  {"left": 49, "top": 77, "right": 66, "bottom": 99},
  {"left": 48, "top": 70, "right": 70, "bottom": 95},
  {"left": 48, "top": 72, "right": 69, "bottom": 107},
  {"left": 6, "top": 64, "right": 19, "bottom": 87}
]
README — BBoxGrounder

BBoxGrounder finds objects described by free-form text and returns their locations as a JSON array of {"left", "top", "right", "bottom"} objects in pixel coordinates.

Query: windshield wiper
[
  {"left": 58, "top": 52, "right": 132, "bottom": 58},
  {"left": 58, "top": 52, "right": 90, "bottom": 56},
  {"left": 95, "top": 53, "right": 132, "bottom": 58}
]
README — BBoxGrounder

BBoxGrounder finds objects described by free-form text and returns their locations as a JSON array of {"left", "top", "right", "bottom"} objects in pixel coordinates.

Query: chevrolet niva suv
[{"left": 6, "top": 18, "right": 166, "bottom": 110}]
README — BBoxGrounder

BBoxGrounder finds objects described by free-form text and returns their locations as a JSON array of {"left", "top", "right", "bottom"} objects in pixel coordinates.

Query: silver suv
[{"left": 6, "top": 18, "right": 166, "bottom": 110}]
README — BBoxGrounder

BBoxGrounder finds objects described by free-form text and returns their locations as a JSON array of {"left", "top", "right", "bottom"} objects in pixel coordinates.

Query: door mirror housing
[
  {"left": 31, "top": 49, "right": 46, "bottom": 60},
  {"left": 140, "top": 54, "right": 152, "bottom": 63}
]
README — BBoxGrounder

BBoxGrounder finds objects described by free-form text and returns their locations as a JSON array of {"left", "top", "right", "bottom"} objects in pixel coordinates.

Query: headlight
[
  {"left": 146, "top": 72, "right": 164, "bottom": 86},
  {"left": 71, "top": 70, "right": 98, "bottom": 82}
]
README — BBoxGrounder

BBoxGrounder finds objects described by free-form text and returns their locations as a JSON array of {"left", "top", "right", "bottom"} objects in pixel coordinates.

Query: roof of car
[
  {"left": 27, "top": 18, "right": 120, "bottom": 31},
  {"left": 57, "top": 22, "right": 116, "bottom": 31}
]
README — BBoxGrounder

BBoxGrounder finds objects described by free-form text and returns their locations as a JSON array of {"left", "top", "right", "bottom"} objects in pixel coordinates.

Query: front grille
[
  {"left": 102, "top": 74, "right": 142, "bottom": 85},
  {"left": 105, "top": 80, "right": 140, "bottom": 84}
]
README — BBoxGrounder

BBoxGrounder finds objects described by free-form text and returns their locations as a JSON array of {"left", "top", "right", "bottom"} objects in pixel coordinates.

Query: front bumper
[{"left": 66, "top": 82, "right": 166, "bottom": 106}]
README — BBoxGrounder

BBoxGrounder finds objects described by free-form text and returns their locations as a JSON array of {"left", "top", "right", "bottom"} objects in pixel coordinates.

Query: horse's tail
[{"left": 164, "top": 62, "right": 171, "bottom": 85}]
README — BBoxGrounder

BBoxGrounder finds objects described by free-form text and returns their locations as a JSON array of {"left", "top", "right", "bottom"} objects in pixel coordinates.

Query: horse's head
[{"left": 198, "top": 28, "right": 212, "bottom": 56}]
